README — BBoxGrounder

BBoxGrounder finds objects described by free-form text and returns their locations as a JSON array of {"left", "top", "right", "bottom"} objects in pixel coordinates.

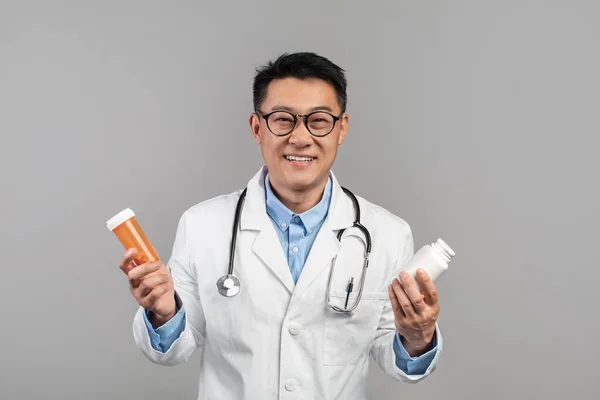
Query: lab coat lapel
[
  {"left": 293, "top": 172, "right": 354, "bottom": 298},
  {"left": 251, "top": 226, "right": 295, "bottom": 293},
  {"left": 241, "top": 167, "right": 295, "bottom": 293}
]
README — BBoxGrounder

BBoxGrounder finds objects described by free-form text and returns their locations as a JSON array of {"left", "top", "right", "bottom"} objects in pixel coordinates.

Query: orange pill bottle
[{"left": 107, "top": 208, "right": 159, "bottom": 266}]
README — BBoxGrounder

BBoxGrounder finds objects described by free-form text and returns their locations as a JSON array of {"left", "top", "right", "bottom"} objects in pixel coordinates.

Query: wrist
[
  {"left": 148, "top": 308, "right": 176, "bottom": 328},
  {"left": 400, "top": 331, "right": 435, "bottom": 357},
  {"left": 146, "top": 291, "right": 182, "bottom": 329}
]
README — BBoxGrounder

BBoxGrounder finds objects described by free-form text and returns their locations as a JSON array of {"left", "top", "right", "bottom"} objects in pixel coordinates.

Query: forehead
[{"left": 262, "top": 77, "right": 339, "bottom": 112}]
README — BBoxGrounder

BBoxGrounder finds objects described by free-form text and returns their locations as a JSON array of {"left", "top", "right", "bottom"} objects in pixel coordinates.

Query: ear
[
  {"left": 249, "top": 113, "right": 262, "bottom": 144},
  {"left": 337, "top": 113, "right": 349, "bottom": 145}
]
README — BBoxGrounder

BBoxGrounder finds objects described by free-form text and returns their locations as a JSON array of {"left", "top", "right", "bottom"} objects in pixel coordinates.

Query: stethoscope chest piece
[{"left": 217, "top": 274, "right": 241, "bottom": 297}]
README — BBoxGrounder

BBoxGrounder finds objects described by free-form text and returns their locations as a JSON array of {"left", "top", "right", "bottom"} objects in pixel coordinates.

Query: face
[{"left": 249, "top": 77, "right": 348, "bottom": 193}]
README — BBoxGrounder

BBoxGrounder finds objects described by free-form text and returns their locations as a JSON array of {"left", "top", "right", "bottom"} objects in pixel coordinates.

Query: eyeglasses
[{"left": 255, "top": 109, "right": 342, "bottom": 137}]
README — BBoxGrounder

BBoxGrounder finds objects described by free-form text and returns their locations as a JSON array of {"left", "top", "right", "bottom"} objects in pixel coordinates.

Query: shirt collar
[{"left": 265, "top": 172, "right": 332, "bottom": 233}]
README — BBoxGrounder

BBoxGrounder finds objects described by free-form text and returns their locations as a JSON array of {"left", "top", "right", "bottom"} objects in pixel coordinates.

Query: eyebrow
[{"left": 270, "top": 105, "right": 335, "bottom": 113}]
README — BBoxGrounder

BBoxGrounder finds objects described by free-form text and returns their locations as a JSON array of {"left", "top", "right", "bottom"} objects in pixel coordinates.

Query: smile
[{"left": 285, "top": 155, "right": 315, "bottom": 162}]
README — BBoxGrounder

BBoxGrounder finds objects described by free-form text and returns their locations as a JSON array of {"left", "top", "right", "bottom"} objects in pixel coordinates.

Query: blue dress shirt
[
  {"left": 264, "top": 172, "right": 332, "bottom": 284},
  {"left": 143, "top": 173, "right": 437, "bottom": 374}
]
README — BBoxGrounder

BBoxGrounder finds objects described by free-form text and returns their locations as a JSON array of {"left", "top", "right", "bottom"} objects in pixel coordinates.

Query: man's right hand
[{"left": 119, "top": 248, "right": 177, "bottom": 329}]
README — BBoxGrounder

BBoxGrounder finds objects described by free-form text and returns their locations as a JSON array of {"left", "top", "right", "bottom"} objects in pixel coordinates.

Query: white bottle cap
[
  {"left": 107, "top": 208, "right": 135, "bottom": 231},
  {"left": 436, "top": 238, "right": 455, "bottom": 257}
]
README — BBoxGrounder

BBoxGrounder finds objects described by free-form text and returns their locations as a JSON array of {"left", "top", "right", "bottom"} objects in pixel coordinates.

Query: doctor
[{"left": 119, "top": 52, "right": 442, "bottom": 399}]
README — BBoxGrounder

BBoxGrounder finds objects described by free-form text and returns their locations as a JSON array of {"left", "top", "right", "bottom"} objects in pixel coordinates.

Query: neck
[{"left": 268, "top": 175, "right": 329, "bottom": 214}]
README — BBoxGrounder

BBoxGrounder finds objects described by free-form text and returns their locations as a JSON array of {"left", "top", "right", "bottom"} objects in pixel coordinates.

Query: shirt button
[
  {"left": 281, "top": 222, "right": 287, "bottom": 228},
  {"left": 285, "top": 379, "right": 298, "bottom": 392},
  {"left": 308, "top": 228, "right": 313, "bottom": 234},
  {"left": 294, "top": 216, "right": 300, "bottom": 223},
  {"left": 289, "top": 323, "right": 302, "bottom": 336},
  {"left": 292, "top": 246, "right": 299, "bottom": 253}
]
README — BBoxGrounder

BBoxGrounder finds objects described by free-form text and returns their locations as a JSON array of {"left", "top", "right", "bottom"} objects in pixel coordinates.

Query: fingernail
[{"left": 400, "top": 271, "right": 409, "bottom": 279}]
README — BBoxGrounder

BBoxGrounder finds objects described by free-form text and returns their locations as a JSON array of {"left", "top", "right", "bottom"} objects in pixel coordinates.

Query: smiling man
[{"left": 119, "top": 52, "right": 442, "bottom": 399}]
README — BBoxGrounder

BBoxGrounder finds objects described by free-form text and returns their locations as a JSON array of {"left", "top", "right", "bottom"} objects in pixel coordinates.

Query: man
[{"left": 120, "top": 52, "right": 442, "bottom": 399}]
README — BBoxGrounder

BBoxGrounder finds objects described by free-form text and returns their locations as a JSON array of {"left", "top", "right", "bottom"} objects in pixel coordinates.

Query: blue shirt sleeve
[
  {"left": 393, "top": 329, "right": 438, "bottom": 375},
  {"left": 142, "top": 303, "right": 186, "bottom": 353}
]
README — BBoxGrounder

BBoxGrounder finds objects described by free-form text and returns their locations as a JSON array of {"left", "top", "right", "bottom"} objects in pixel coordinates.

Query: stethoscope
[{"left": 216, "top": 187, "right": 372, "bottom": 313}]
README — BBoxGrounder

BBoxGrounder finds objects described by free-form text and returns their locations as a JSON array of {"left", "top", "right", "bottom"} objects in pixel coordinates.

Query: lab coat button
[
  {"left": 285, "top": 379, "right": 298, "bottom": 391},
  {"left": 289, "top": 323, "right": 302, "bottom": 336}
]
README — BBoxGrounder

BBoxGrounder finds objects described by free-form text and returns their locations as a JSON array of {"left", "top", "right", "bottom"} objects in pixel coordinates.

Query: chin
[
  {"left": 268, "top": 160, "right": 327, "bottom": 191},
  {"left": 283, "top": 173, "right": 322, "bottom": 191}
]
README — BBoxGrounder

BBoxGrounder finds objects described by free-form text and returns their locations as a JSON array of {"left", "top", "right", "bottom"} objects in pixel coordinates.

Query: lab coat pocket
[{"left": 323, "top": 292, "right": 385, "bottom": 366}]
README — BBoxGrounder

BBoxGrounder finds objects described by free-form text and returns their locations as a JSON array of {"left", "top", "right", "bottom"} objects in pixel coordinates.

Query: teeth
[{"left": 286, "top": 155, "right": 314, "bottom": 162}]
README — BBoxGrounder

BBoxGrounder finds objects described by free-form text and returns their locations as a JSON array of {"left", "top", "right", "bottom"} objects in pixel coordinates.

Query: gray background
[{"left": 1, "top": 1, "right": 598, "bottom": 399}]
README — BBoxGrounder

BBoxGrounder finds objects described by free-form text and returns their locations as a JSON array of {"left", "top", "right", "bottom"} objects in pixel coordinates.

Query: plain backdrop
[{"left": 1, "top": 1, "right": 599, "bottom": 399}]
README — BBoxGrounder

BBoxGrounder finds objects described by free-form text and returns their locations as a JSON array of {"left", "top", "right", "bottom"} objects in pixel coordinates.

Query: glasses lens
[
  {"left": 308, "top": 112, "right": 335, "bottom": 136},
  {"left": 267, "top": 111, "right": 295, "bottom": 135}
]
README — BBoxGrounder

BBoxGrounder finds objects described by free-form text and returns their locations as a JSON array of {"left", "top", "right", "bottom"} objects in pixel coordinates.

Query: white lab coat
[{"left": 132, "top": 166, "right": 442, "bottom": 400}]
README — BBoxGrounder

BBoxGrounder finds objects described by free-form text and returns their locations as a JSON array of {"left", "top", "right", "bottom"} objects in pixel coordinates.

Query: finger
[
  {"left": 388, "top": 282, "right": 405, "bottom": 318},
  {"left": 135, "top": 273, "right": 169, "bottom": 298},
  {"left": 128, "top": 260, "right": 163, "bottom": 281},
  {"left": 399, "top": 271, "right": 426, "bottom": 313},
  {"left": 392, "top": 277, "right": 416, "bottom": 317},
  {"left": 416, "top": 268, "right": 439, "bottom": 305},
  {"left": 119, "top": 248, "right": 138, "bottom": 274},
  {"left": 141, "top": 283, "right": 170, "bottom": 309}
]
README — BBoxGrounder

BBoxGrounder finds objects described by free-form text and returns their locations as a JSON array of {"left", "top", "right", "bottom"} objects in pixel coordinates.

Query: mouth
[{"left": 284, "top": 155, "right": 315, "bottom": 163}]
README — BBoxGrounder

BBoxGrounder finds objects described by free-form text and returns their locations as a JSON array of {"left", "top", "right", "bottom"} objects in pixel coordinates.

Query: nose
[{"left": 288, "top": 118, "right": 313, "bottom": 147}]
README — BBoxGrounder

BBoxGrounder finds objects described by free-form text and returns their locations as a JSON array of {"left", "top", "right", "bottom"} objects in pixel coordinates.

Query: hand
[
  {"left": 119, "top": 248, "right": 176, "bottom": 328},
  {"left": 388, "top": 269, "right": 439, "bottom": 357}
]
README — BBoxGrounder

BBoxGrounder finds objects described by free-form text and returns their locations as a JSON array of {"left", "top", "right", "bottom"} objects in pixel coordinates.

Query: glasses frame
[{"left": 255, "top": 109, "right": 343, "bottom": 137}]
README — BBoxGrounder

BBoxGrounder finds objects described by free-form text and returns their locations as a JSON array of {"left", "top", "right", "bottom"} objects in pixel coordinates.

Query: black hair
[{"left": 253, "top": 52, "right": 347, "bottom": 113}]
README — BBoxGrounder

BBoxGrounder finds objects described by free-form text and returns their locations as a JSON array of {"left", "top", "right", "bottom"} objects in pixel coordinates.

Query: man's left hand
[{"left": 388, "top": 269, "right": 439, "bottom": 357}]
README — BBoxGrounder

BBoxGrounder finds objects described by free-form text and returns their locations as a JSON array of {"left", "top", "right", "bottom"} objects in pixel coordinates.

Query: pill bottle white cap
[
  {"left": 107, "top": 208, "right": 135, "bottom": 231},
  {"left": 436, "top": 238, "right": 456, "bottom": 257}
]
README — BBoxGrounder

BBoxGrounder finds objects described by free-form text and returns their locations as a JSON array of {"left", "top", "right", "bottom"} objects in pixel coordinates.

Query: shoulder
[
  {"left": 353, "top": 194, "right": 412, "bottom": 237},
  {"left": 177, "top": 189, "right": 244, "bottom": 228}
]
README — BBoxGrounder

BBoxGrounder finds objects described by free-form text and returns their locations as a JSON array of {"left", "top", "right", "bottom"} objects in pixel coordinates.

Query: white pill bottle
[{"left": 399, "top": 238, "right": 456, "bottom": 291}]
